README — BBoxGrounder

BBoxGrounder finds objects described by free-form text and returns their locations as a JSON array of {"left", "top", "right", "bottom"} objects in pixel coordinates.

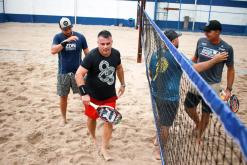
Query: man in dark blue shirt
[
  {"left": 51, "top": 17, "right": 89, "bottom": 125},
  {"left": 185, "top": 20, "right": 235, "bottom": 143}
]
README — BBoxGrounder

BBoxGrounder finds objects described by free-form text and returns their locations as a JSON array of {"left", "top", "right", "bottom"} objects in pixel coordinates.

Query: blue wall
[
  {"left": 4, "top": 14, "right": 135, "bottom": 27},
  {"left": 0, "top": 13, "right": 5, "bottom": 22},
  {"left": 3, "top": 13, "right": 246, "bottom": 35},
  {"left": 126, "top": 0, "right": 247, "bottom": 8}
]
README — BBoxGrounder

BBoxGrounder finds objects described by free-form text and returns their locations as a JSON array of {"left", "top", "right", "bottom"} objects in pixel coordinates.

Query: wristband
[
  {"left": 60, "top": 40, "right": 69, "bottom": 47},
  {"left": 79, "top": 85, "right": 88, "bottom": 96},
  {"left": 121, "top": 84, "right": 126, "bottom": 88}
]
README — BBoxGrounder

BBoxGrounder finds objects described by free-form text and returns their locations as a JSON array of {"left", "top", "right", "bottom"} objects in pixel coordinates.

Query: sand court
[{"left": 0, "top": 23, "right": 246, "bottom": 164}]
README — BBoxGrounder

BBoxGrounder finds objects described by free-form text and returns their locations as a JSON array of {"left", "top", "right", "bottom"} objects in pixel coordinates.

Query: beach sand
[{"left": 0, "top": 23, "right": 246, "bottom": 165}]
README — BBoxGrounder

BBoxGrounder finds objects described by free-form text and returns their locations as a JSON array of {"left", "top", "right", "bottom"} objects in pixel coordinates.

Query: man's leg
[
  {"left": 60, "top": 96, "right": 68, "bottom": 124},
  {"left": 154, "top": 99, "right": 178, "bottom": 160},
  {"left": 57, "top": 74, "right": 70, "bottom": 125},
  {"left": 101, "top": 122, "right": 113, "bottom": 161},
  {"left": 184, "top": 92, "right": 200, "bottom": 132},
  {"left": 185, "top": 107, "right": 200, "bottom": 129},
  {"left": 162, "top": 126, "right": 169, "bottom": 144},
  {"left": 87, "top": 117, "right": 97, "bottom": 145},
  {"left": 155, "top": 126, "right": 169, "bottom": 160},
  {"left": 197, "top": 112, "right": 210, "bottom": 138},
  {"left": 85, "top": 98, "right": 102, "bottom": 148},
  {"left": 196, "top": 102, "right": 211, "bottom": 143}
]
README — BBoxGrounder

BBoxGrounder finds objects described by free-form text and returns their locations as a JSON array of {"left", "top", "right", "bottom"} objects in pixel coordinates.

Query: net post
[
  {"left": 74, "top": 0, "right": 77, "bottom": 27},
  {"left": 135, "top": 0, "right": 140, "bottom": 30},
  {"left": 137, "top": 0, "right": 145, "bottom": 63}
]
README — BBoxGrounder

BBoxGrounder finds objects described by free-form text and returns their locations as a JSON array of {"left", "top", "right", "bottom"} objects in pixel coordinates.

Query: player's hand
[
  {"left": 66, "top": 36, "right": 78, "bottom": 42},
  {"left": 81, "top": 94, "right": 90, "bottom": 105},
  {"left": 118, "top": 86, "right": 125, "bottom": 98},
  {"left": 213, "top": 52, "right": 228, "bottom": 63},
  {"left": 224, "top": 89, "right": 231, "bottom": 101}
]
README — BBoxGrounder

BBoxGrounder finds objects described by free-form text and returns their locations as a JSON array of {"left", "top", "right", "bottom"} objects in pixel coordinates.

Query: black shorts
[
  {"left": 155, "top": 98, "right": 179, "bottom": 127},
  {"left": 184, "top": 92, "right": 212, "bottom": 113}
]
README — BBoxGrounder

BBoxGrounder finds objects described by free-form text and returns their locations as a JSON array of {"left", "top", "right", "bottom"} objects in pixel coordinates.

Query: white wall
[
  {"left": 210, "top": 6, "right": 247, "bottom": 25},
  {"left": 0, "top": 0, "right": 4, "bottom": 13},
  {"left": 76, "top": 0, "right": 137, "bottom": 19},
  {"left": 3, "top": 0, "right": 247, "bottom": 26},
  {"left": 4, "top": 0, "right": 138, "bottom": 19}
]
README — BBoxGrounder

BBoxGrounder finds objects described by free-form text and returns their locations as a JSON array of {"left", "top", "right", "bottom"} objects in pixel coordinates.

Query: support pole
[
  {"left": 135, "top": 0, "right": 140, "bottom": 29},
  {"left": 192, "top": 0, "right": 197, "bottom": 31},
  {"left": 208, "top": 0, "right": 213, "bottom": 21},
  {"left": 137, "top": 0, "right": 145, "bottom": 63},
  {"left": 3, "top": 0, "right": 5, "bottom": 14},
  {"left": 74, "top": 0, "right": 77, "bottom": 26},
  {"left": 178, "top": 0, "right": 182, "bottom": 31},
  {"left": 154, "top": 0, "right": 158, "bottom": 21}
]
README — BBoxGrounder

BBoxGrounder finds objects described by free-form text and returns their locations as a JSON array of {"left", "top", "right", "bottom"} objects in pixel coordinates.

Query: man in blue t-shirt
[
  {"left": 184, "top": 20, "right": 235, "bottom": 143},
  {"left": 51, "top": 17, "right": 89, "bottom": 125},
  {"left": 150, "top": 30, "right": 228, "bottom": 160}
]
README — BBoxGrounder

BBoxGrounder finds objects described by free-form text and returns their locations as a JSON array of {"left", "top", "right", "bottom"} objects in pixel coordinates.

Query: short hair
[{"left": 98, "top": 30, "right": 112, "bottom": 38}]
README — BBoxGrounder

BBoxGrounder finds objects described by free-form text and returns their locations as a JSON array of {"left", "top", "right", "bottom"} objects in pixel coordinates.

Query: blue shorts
[{"left": 155, "top": 97, "right": 179, "bottom": 127}]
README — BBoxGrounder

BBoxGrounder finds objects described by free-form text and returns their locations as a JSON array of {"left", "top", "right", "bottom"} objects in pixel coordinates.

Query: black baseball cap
[
  {"left": 164, "top": 30, "right": 182, "bottom": 42},
  {"left": 202, "top": 20, "right": 222, "bottom": 32}
]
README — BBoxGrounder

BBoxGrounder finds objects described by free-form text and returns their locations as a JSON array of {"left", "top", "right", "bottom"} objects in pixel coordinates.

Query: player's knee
[
  {"left": 104, "top": 122, "right": 113, "bottom": 128},
  {"left": 87, "top": 117, "right": 96, "bottom": 123},
  {"left": 185, "top": 107, "right": 195, "bottom": 113},
  {"left": 202, "top": 112, "right": 210, "bottom": 122},
  {"left": 60, "top": 96, "right": 68, "bottom": 101}
]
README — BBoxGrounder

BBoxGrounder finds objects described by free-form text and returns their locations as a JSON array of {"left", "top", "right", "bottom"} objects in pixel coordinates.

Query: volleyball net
[{"left": 139, "top": 4, "right": 247, "bottom": 165}]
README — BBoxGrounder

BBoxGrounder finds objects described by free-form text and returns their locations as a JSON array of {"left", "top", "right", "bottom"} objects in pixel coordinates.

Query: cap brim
[
  {"left": 201, "top": 26, "right": 211, "bottom": 32},
  {"left": 62, "top": 25, "right": 73, "bottom": 30},
  {"left": 177, "top": 32, "right": 182, "bottom": 37}
]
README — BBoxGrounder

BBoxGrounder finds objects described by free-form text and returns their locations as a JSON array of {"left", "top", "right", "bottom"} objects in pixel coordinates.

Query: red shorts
[{"left": 85, "top": 96, "right": 117, "bottom": 120}]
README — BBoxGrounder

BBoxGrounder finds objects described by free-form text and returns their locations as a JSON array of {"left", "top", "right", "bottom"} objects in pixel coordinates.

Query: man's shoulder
[
  {"left": 111, "top": 48, "right": 120, "bottom": 55},
  {"left": 198, "top": 37, "right": 207, "bottom": 43},
  {"left": 52, "top": 33, "right": 64, "bottom": 44},
  {"left": 73, "top": 31, "right": 85, "bottom": 39},
  {"left": 220, "top": 40, "right": 233, "bottom": 50},
  {"left": 111, "top": 48, "right": 121, "bottom": 59},
  {"left": 197, "top": 37, "right": 211, "bottom": 48},
  {"left": 54, "top": 32, "right": 63, "bottom": 37}
]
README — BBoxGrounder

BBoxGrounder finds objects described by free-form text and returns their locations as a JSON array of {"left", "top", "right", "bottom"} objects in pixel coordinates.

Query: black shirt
[{"left": 81, "top": 48, "right": 121, "bottom": 100}]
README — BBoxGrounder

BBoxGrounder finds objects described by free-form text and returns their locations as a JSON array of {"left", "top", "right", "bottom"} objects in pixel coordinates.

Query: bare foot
[
  {"left": 105, "top": 141, "right": 111, "bottom": 149},
  {"left": 60, "top": 119, "right": 67, "bottom": 127},
  {"left": 192, "top": 127, "right": 203, "bottom": 144},
  {"left": 154, "top": 146, "right": 161, "bottom": 160},
  {"left": 93, "top": 138, "right": 98, "bottom": 146},
  {"left": 192, "top": 128, "right": 199, "bottom": 137},
  {"left": 196, "top": 136, "right": 203, "bottom": 145},
  {"left": 101, "top": 148, "right": 112, "bottom": 161},
  {"left": 91, "top": 138, "right": 99, "bottom": 150},
  {"left": 153, "top": 136, "right": 158, "bottom": 146}
]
